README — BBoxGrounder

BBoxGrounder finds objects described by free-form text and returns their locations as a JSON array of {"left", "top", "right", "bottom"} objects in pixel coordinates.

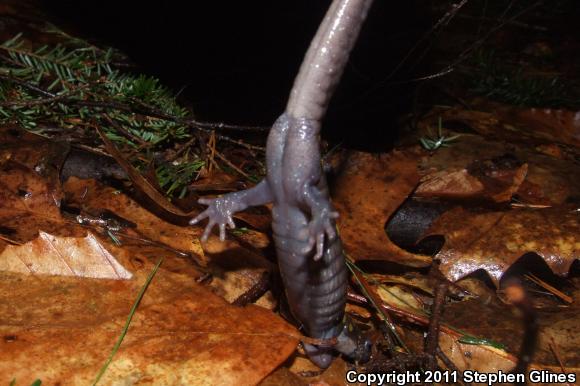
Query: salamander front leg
[{"left": 190, "top": 179, "right": 273, "bottom": 241}]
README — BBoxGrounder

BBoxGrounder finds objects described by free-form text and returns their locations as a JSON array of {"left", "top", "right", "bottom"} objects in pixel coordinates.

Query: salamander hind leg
[
  {"left": 303, "top": 343, "right": 334, "bottom": 369},
  {"left": 335, "top": 317, "right": 372, "bottom": 363}
]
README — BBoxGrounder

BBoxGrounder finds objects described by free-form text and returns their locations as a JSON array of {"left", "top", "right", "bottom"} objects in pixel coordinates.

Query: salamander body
[{"left": 191, "top": 0, "right": 374, "bottom": 368}]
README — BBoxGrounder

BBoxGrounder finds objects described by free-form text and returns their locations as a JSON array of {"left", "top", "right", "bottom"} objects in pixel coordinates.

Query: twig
[
  {"left": 504, "top": 278, "right": 538, "bottom": 385},
  {"left": 0, "top": 91, "right": 69, "bottom": 107},
  {"left": 525, "top": 273, "right": 572, "bottom": 304},
  {"left": 0, "top": 74, "right": 270, "bottom": 134},
  {"left": 213, "top": 149, "right": 252, "bottom": 180},
  {"left": 232, "top": 271, "right": 270, "bottom": 306},
  {"left": 454, "top": 13, "right": 548, "bottom": 31},
  {"left": 425, "top": 280, "right": 450, "bottom": 371},
  {"left": 212, "top": 133, "right": 265, "bottom": 152},
  {"left": 437, "top": 348, "right": 470, "bottom": 386},
  {"left": 129, "top": 97, "right": 268, "bottom": 132},
  {"left": 0, "top": 73, "right": 55, "bottom": 97},
  {"left": 168, "top": 135, "right": 197, "bottom": 162},
  {"left": 0, "top": 234, "right": 22, "bottom": 245},
  {"left": 102, "top": 113, "right": 150, "bottom": 148}
]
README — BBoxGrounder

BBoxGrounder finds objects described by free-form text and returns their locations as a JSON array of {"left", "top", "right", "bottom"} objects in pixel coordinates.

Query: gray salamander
[{"left": 190, "top": 0, "right": 374, "bottom": 368}]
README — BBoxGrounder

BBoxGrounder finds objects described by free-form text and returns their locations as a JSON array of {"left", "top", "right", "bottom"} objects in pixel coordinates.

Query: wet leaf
[
  {"left": 421, "top": 103, "right": 580, "bottom": 149},
  {"left": 0, "top": 140, "right": 292, "bottom": 383},
  {"left": 425, "top": 205, "right": 579, "bottom": 285},
  {"left": 332, "top": 150, "right": 431, "bottom": 267},
  {"left": 0, "top": 268, "right": 298, "bottom": 385},
  {"left": 417, "top": 160, "right": 528, "bottom": 203},
  {"left": 418, "top": 116, "right": 580, "bottom": 205}
]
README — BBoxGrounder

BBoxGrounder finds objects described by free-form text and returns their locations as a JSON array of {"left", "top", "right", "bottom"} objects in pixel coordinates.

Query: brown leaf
[
  {"left": 420, "top": 103, "right": 580, "bottom": 149},
  {"left": 0, "top": 267, "right": 298, "bottom": 385},
  {"left": 416, "top": 168, "right": 485, "bottom": 198},
  {"left": 95, "top": 126, "right": 198, "bottom": 221},
  {"left": 0, "top": 231, "right": 132, "bottom": 279},
  {"left": 425, "top": 206, "right": 579, "bottom": 284},
  {"left": 63, "top": 177, "right": 275, "bottom": 306},
  {"left": 419, "top": 132, "right": 580, "bottom": 205},
  {"left": 0, "top": 160, "right": 62, "bottom": 220},
  {"left": 332, "top": 149, "right": 431, "bottom": 267},
  {"left": 417, "top": 159, "right": 528, "bottom": 203},
  {"left": 493, "top": 104, "right": 580, "bottom": 149}
]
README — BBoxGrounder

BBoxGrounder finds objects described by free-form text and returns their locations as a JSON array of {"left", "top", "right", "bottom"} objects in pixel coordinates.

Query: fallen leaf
[
  {"left": 0, "top": 231, "right": 132, "bottom": 279},
  {"left": 0, "top": 160, "right": 62, "bottom": 222},
  {"left": 0, "top": 267, "right": 298, "bottom": 385},
  {"left": 420, "top": 103, "right": 580, "bottom": 149},
  {"left": 419, "top": 132, "right": 580, "bottom": 205},
  {"left": 424, "top": 205, "right": 579, "bottom": 285},
  {"left": 416, "top": 168, "right": 485, "bottom": 198},
  {"left": 332, "top": 150, "right": 431, "bottom": 267}
]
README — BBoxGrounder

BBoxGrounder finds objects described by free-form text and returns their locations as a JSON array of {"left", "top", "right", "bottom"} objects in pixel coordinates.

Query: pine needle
[{"left": 92, "top": 258, "right": 164, "bottom": 385}]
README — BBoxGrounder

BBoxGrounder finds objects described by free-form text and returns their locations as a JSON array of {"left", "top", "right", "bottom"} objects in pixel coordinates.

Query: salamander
[{"left": 190, "top": 0, "right": 374, "bottom": 368}]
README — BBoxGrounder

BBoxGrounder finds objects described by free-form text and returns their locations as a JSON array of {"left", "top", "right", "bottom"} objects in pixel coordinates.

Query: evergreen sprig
[{"left": 0, "top": 31, "right": 226, "bottom": 197}]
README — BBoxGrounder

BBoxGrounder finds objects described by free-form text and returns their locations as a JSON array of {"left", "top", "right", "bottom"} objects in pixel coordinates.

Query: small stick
[
  {"left": 504, "top": 278, "right": 538, "bottom": 385},
  {"left": 102, "top": 113, "right": 150, "bottom": 148},
  {"left": 548, "top": 336, "right": 567, "bottom": 374},
  {"left": 232, "top": 271, "right": 270, "bottom": 306},
  {"left": 437, "top": 347, "right": 471, "bottom": 386},
  {"left": 425, "top": 279, "right": 450, "bottom": 371},
  {"left": 213, "top": 149, "right": 252, "bottom": 180}
]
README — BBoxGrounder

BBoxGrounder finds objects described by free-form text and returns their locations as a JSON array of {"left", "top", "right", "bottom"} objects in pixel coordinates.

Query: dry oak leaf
[
  {"left": 0, "top": 230, "right": 132, "bottom": 279},
  {"left": 425, "top": 205, "right": 579, "bottom": 285},
  {"left": 332, "top": 149, "right": 431, "bottom": 267}
]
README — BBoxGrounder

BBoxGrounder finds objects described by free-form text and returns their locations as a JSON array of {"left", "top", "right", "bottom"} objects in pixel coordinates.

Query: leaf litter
[
  {"left": 0, "top": 3, "right": 579, "bottom": 384},
  {"left": 0, "top": 126, "right": 297, "bottom": 384}
]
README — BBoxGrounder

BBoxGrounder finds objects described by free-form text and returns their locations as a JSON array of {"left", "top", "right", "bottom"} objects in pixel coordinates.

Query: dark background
[{"left": 40, "top": 1, "right": 432, "bottom": 150}]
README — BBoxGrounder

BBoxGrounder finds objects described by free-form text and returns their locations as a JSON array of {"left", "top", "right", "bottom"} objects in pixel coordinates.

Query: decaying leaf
[
  {"left": 332, "top": 149, "right": 431, "bottom": 267},
  {"left": 0, "top": 267, "right": 298, "bottom": 385},
  {"left": 63, "top": 177, "right": 275, "bottom": 306},
  {"left": 366, "top": 273, "right": 580, "bottom": 378},
  {"left": 419, "top": 136, "right": 579, "bottom": 206},
  {"left": 416, "top": 168, "right": 485, "bottom": 198},
  {"left": 417, "top": 160, "right": 528, "bottom": 203},
  {"left": 425, "top": 205, "right": 579, "bottom": 284},
  {"left": 0, "top": 141, "right": 291, "bottom": 384},
  {"left": 0, "top": 231, "right": 132, "bottom": 279},
  {"left": 418, "top": 120, "right": 580, "bottom": 206},
  {"left": 420, "top": 103, "right": 580, "bottom": 149}
]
